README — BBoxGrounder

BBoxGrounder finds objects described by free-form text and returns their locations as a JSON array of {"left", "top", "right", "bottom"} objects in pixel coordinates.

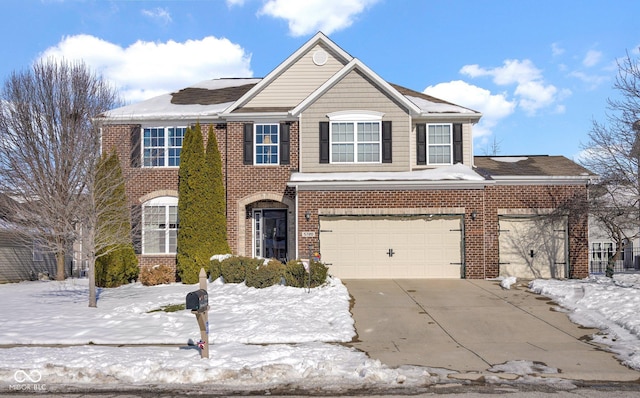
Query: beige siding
[
  {"left": 300, "top": 70, "right": 411, "bottom": 172},
  {"left": 245, "top": 43, "right": 347, "bottom": 108}
]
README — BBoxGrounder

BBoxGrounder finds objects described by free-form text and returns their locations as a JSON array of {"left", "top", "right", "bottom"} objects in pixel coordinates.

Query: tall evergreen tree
[
  {"left": 177, "top": 123, "right": 209, "bottom": 283},
  {"left": 205, "top": 125, "right": 231, "bottom": 255},
  {"left": 94, "top": 150, "right": 139, "bottom": 288}
]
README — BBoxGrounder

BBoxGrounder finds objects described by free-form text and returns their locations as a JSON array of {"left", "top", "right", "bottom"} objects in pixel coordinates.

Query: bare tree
[
  {"left": 0, "top": 59, "right": 125, "bottom": 306},
  {"left": 580, "top": 50, "right": 640, "bottom": 265}
]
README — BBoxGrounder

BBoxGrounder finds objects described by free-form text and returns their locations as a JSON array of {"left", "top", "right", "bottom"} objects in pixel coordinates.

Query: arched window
[{"left": 142, "top": 196, "right": 178, "bottom": 254}]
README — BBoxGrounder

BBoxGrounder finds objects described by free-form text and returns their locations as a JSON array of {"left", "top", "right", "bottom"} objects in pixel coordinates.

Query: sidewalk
[{"left": 344, "top": 279, "right": 640, "bottom": 382}]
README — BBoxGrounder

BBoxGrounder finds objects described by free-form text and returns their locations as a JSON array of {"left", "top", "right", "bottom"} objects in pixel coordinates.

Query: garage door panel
[
  {"left": 499, "top": 216, "right": 567, "bottom": 279},
  {"left": 319, "top": 215, "right": 463, "bottom": 279}
]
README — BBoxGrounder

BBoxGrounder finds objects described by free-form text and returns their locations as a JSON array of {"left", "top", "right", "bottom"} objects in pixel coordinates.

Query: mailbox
[{"left": 186, "top": 289, "right": 208, "bottom": 312}]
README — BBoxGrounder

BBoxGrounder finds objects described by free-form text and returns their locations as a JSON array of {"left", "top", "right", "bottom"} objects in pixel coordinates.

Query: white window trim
[
  {"left": 142, "top": 196, "right": 178, "bottom": 255},
  {"left": 254, "top": 123, "right": 280, "bottom": 166},
  {"left": 426, "top": 123, "right": 453, "bottom": 166},
  {"left": 327, "top": 111, "right": 384, "bottom": 164},
  {"left": 141, "top": 126, "right": 187, "bottom": 168}
]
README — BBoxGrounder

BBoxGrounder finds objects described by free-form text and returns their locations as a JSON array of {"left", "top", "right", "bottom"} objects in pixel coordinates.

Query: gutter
[{"left": 489, "top": 175, "right": 597, "bottom": 185}]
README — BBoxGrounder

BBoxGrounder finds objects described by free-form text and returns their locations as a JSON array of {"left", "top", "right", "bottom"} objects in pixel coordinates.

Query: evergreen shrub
[
  {"left": 284, "top": 259, "right": 328, "bottom": 288},
  {"left": 209, "top": 258, "right": 222, "bottom": 281},
  {"left": 219, "top": 256, "right": 248, "bottom": 283},
  {"left": 245, "top": 259, "right": 285, "bottom": 288},
  {"left": 95, "top": 245, "right": 139, "bottom": 288}
]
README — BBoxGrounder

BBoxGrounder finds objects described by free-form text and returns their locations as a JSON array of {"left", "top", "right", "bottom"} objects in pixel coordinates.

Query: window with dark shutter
[
  {"left": 382, "top": 121, "right": 392, "bottom": 163},
  {"left": 243, "top": 123, "right": 254, "bottom": 165},
  {"left": 453, "top": 123, "right": 463, "bottom": 164},
  {"left": 280, "top": 123, "right": 290, "bottom": 165},
  {"left": 130, "top": 125, "right": 141, "bottom": 168},
  {"left": 319, "top": 121, "right": 329, "bottom": 164},
  {"left": 416, "top": 123, "right": 426, "bottom": 165}
]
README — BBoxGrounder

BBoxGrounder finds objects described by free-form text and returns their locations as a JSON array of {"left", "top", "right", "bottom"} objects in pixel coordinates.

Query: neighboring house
[
  {"left": 587, "top": 185, "right": 640, "bottom": 273},
  {"left": 99, "top": 32, "right": 595, "bottom": 280}
]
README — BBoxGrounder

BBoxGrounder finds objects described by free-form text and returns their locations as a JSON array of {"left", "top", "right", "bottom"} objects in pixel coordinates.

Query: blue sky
[{"left": 2, "top": 0, "right": 639, "bottom": 159}]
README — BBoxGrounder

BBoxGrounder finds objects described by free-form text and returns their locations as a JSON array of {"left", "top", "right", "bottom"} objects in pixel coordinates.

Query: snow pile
[
  {"left": 500, "top": 276, "right": 517, "bottom": 290},
  {"left": 530, "top": 274, "right": 640, "bottom": 370}
]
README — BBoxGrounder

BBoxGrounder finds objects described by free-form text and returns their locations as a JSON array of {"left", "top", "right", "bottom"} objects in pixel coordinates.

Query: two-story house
[{"left": 100, "top": 32, "right": 595, "bottom": 280}]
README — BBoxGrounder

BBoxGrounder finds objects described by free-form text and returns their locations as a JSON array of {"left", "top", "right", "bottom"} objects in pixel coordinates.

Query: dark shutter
[
  {"left": 130, "top": 125, "right": 141, "bottom": 168},
  {"left": 243, "top": 123, "right": 253, "bottom": 165},
  {"left": 279, "top": 123, "right": 290, "bottom": 165},
  {"left": 319, "top": 122, "right": 329, "bottom": 164},
  {"left": 453, "top": 123, "right": 463, "bottom": 164},
  {"left": 131, "top": 204, "right": 142, "bottom": 255},
  {"left": 382, "top": 121, "right": 392, "bottom": 163},
  {"left": 416, "top": 123, "right": 426, "bottom": 165}
]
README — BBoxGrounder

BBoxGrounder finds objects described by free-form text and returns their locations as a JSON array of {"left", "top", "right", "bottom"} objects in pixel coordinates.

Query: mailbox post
[{"left": 186, "top": 268, "right": 210, "bottom": 358}]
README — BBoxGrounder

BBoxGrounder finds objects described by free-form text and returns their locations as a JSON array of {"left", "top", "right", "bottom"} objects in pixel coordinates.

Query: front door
[{"left": 253, "top": 209, "right": 287, "bottom": 262}]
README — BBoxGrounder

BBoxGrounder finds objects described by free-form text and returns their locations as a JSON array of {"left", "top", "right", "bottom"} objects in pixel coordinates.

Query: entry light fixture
[
  {"left": 470, "top": 211, "right": 477, "bottom": 221},
  {"left": 305, "top": 211, "right": 311, "bottom": 221}
]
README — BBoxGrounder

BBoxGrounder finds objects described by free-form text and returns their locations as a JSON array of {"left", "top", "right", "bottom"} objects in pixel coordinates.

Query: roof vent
[{"left": 312, "top": 50, "right": 328, "bottom": 66}]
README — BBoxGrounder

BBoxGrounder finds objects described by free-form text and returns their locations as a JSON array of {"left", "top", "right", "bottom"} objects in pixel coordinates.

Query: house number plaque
[{"left": 301, "top": 231, "right": 316, "bottom": 237}]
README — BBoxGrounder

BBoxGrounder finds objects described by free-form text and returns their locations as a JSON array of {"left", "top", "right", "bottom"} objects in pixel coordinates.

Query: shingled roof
[
  {"left": 170, "top": 82, "right": 257, "bottom": 105},
  {"left": 474, "top": 155, "right": 595, "bottom": 178}
]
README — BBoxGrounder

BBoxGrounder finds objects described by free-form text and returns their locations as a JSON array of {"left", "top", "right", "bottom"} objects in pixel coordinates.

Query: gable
[{"left": 241, "top": 42, "right": 348, "bottom": 110}]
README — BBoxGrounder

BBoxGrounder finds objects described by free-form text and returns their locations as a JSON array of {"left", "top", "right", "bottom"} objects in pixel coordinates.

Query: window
[
  {"left": 427, "top": 124, "right": 452, "bottom": 165},
  {"left": 143, "top": 127, "right": 186, "bottom": 167},
  {"left": 255, "top": 124, "right": 279, "bottom": 165},
  {"left": 328, "top": 112, "right": 383, "bottom": 163},
  {"left": 142, "top": 197, "right": 178, "bottom": 254}
]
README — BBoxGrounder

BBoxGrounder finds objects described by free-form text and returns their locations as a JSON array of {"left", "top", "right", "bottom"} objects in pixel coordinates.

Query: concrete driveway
[{"left": 343, "top": 279, "right": 640, "bottom": 382}]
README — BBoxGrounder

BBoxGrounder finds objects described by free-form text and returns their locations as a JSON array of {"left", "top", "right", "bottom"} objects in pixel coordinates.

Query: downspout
[{"left": 295, "top": 185, "right": 299, "bottom": 260}]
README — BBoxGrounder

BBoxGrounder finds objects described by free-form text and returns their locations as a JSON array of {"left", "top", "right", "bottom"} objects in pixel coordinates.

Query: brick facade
[
  {"left": 102, "top": 120, "right": 589, "bottom": 280},
  {"left": 297, "top": 184, "right": 588, "bottom": 279}
]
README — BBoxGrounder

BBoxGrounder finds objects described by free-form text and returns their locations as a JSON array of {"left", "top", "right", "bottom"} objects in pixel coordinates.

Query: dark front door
[{"left": 254, "top": 209, "right": 287, "bottom": 262}]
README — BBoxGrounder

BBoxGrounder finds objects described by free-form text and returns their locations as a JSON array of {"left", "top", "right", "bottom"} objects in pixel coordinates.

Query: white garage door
[
  {"left": 498, "top": 216, "right": 568, "bottom": 279},
  {"left": 319, "top": 215, "right": 463, "bottom": 279}
]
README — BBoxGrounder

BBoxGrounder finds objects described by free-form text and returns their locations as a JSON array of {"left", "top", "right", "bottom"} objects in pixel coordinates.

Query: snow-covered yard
[{"left": 0, "top": 273, "right": 639, "bottom": 393}]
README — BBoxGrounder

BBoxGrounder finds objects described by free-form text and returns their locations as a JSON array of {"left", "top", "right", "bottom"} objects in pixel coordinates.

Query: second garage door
[
  {"left": 319, "top": 215, "right": 463, "bottom": 279},
  {"left": 498, "top": 216, "right": 568, "bottom": 279}
]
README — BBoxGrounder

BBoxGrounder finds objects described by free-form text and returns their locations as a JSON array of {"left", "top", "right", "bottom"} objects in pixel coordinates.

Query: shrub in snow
[
  {"left": 95, "top": 245, "right": 139, "bottom": 288},
  {"left": 139, "top": 265, "right": 175, "bottom": 286},
  {"left": 245, "top": 259, "right": 285, "bottom": 288},
  {"left": 219, "top": 256, "right": 252, "bottom": 283},
  {"left": 284, "top": 260, "right": 328, "bottom": 288}
]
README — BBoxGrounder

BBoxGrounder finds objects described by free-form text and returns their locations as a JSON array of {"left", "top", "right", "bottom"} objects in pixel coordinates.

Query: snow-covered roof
[
  {"left": 100, "top": 78, "right": 261, "bottom": 121},
  {"left": 288, "top": 163, "right": 488, "bottom": 190}
]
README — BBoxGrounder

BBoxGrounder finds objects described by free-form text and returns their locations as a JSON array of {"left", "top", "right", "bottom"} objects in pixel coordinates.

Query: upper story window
[
  {"left": 243, "top": 123, "right": 290, "bottom": 166},
  {"left": 427, "top": 124, "right": 452, "bottom": 165},
  {"left": 142, "top": 197, "right": 178, "bottom": 254},
  {"left": 143, "top": 127, "right": 186, "bottom": 167},
  {"left": 416, "top": 123, "right": 462, "bottom": 166},
  {"left": 327, "top": 111, "right": 385, "bottom": 164},
  {"left": 255, "top": 124, "right": 279, "bottom": 165}
]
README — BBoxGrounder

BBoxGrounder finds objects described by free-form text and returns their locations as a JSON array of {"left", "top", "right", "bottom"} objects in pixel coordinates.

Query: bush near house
[
  {"left": 284, "top": 259, "right": 328, "bottom": 288},
  {"left": 245, "top": 259, "right": 285, "bottom": 288},
  {"left": 210, "top": 256, "right": 328, "bottom": 288},
  {"left": 140, "top": 265, "right": 175, "bottom": 286},
  {"left": 95, "top": 245, "right": 139, "bottom": 288}
]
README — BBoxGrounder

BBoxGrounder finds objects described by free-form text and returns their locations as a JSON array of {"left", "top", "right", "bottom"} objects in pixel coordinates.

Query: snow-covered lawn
[
  {"left": 530, "top": 273, "right": 640, "bottom": 370},
  {"left": 0, "top": 273, "right": 639, "bottom": 393}
]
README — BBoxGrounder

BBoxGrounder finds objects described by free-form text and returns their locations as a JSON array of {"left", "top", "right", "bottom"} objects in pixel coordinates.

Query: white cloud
[
  {"left": 551, "top": 42, "right": 565, "bottom": 56},
  {"left": 141, "top": 7, "right": 172, "bottom": 25},
  {"left": 460, "top": 59, "right": 562, "bottom": 116},
  {"left": 424, "top": 80, "right": 515, "bottom": 139},
  {"left": 226, "top": 0, "right": 246, "bottom": 6},
  {"left": 583, "top": 49, "right": 602, "bottom": 67},
  {"left": 38, "top": 34, "right": 253, "bottom": 103},
  {"left": 259, "top": 0, "right": 380, "bottom": 37}
]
